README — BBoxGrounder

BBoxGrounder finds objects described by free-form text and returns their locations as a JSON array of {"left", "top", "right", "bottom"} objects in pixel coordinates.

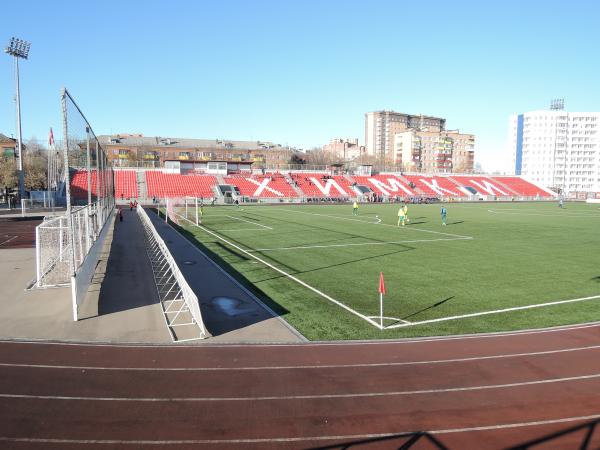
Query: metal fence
[
  {"left": 35, "top": 89, "right": 115, "bottom": 291},
  {"left": 137, "top": 205, "right": 208, "bottom": 341}
]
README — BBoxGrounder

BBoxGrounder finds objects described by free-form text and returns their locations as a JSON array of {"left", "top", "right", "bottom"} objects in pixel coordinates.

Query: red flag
[
  {"left": 48, "top": 128, "right": 55, "bottom": 147},
  {"left": 378, "top": 272, "right": 386, "bottom": 295}
]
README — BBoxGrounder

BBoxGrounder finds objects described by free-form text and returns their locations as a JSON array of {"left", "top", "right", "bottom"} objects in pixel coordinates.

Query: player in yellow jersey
[
  {"left": 352, "top": 201, "right": 359, "bottom": 216},
  {"left": 402, "top": 203, "right": 409, "bottom": 223},
  {"left": 397, "top": 205, "right": 406, "bottom": 226}
]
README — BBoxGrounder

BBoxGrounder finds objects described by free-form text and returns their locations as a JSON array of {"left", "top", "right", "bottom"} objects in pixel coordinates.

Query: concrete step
[
  {"left": 284, "top": 173, "right": 304, "bottom": 196},
  {"left": 397, "top": 175, "right": 426, "bottom": 196}
]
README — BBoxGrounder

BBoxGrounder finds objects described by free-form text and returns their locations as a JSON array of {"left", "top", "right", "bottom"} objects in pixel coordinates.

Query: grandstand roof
[{"left": 98, "top": 134, "right": 288, "bottom": 151}]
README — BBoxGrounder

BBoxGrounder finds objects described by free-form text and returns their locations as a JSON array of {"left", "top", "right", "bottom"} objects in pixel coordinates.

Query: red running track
[
  {"left": 0, "top": 322, "right": 599, "bottom": 449},
  {"left": 0, "top": 217, "right": 41, "bottom": 249}
]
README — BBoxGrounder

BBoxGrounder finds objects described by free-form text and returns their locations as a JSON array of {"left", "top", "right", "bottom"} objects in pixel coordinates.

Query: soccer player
[
  {"left": 558, "top": 197, "right": 564, "bottom": 208},
  {"left": 397, "top": 205, "right": 406, "bottom": 226},
  {"left": 402, "top": 203, "right": 409, "bottom": 223},
  {"left": 352, "top": 201, "right": 359, "bottom": 216},
  {"left": 441, "top": 205, "right": 447, "bottom": 226}
]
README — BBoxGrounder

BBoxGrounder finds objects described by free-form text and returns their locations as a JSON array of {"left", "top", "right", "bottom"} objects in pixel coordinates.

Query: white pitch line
[
  {"left": 252, "top": 236, "right": 471, "bottom": 252},
  {"left": 2, "top": 372, "right": 600, "bottom": 402},
  {"left": 170, "top": 211, "right": 382, "bottom": 329},
  {"left": 386, "top": 294, "right": 600, "bottom": 329},
  {"left": 2, "top": 344, "right": 599, "bottom": 371},
  {"left": 2, "top": 414, "right": 600, "bottom": 445},
  {"left": 266, "top": 207, "right": 473, "bottom": 239},
  {"left": 216, "top": 228, "right": 271, "bottom": 232},
  {"left": 224, "top": 215, "right": 273, "bottom": 230},
  {"left": 488, "top": 209, "right": 600, "bottom": 218}
]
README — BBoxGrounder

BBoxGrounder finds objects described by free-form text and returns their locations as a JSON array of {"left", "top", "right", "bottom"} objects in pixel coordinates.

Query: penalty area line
[
  {"left": 169, "top": 211, "right": 383, "bottom": 329},
  {"left": 224, "top": 215, "right": 273, "bottom": 230},
  {"left": 251, "top": 236, "right": 471, "bottom": 252},
  {"left": 267, "top": 207, "right": 472, "bottom": 239},
  {"left": 385, "top": 294, "right": 600, "bottom": 329}
]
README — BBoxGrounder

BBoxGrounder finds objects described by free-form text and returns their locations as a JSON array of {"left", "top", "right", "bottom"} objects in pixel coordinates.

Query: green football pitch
[{"left": 166, "top": 201, "right": 600, "bottom": 340}]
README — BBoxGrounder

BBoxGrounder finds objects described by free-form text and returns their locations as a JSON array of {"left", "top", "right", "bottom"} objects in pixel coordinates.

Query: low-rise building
[
  {"left": 0, "top": 134, "right": 17, "bottom": 158},
  {"left": 99, "top": 134, "right": 293, "bottom": 168}
]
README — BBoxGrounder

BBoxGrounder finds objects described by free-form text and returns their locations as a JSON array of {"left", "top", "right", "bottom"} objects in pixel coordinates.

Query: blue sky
[{"left": 1, "top": 0, "right": 599, "bottom": 172}]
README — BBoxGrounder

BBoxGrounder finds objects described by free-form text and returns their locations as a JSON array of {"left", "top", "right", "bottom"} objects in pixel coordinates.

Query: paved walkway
[
  {"left": 148, "top": 209, "right": 304, "bottom": 343},
  {"left": 0, "top": 209, "right": 170, "bottom": 343}
]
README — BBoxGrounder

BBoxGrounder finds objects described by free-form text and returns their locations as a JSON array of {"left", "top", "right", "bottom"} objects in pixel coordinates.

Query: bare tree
[
  {"left": 305, "top": 147, "right": 337, "bottom": 166},
  {"left": 0, "top": 157, "right": 18, "bottom": 191}
]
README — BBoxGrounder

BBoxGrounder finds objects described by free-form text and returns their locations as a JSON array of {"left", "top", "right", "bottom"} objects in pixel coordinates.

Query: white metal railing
[
  {"left": 35, "top": 198, "right": 114, "bottom": 288},
  {"left": 137, "top": 204, "right": 208, "bottom": 341}
]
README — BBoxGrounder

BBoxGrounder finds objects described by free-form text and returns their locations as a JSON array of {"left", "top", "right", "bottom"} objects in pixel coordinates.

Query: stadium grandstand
[{"left": 91, "top": 166, "right": 556, "bottom": 203}]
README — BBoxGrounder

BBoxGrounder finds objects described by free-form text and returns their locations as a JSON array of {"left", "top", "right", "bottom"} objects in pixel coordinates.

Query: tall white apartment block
[{"left": 509, "top": 110, "right": 600, "bottom": 193}]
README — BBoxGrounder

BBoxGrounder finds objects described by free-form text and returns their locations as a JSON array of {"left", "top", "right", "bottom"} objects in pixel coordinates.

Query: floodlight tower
[{"left": 5, "top": 37, "right": 31, "bottom": 201}]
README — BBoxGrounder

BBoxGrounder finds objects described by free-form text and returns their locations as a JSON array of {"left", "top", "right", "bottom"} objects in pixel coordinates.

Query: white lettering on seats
[
  {"left": 246, "top": 178, "right": 284, "bottom": 197},
  {"left": 469, "top": 179, "right": 508, "bottom": 196},
  {"left": 309, "top": 178, "right": 348, "bottom": 196},
  {"left": 368, "top": 178, "right": 414, "bottom": 196},
  {"left": 418, "top": 179, "right": 459, "bottom": 196}
]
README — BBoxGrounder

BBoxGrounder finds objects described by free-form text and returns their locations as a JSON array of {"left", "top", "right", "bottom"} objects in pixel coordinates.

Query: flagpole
[{"left": 380, "top": 292, "right": 383, "bottom": 329}]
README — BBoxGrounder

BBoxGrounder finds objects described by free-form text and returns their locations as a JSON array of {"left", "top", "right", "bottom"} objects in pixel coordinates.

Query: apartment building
[
  {"left": 365, "top": 111, "right": 474, "bottom": 173},
  {"left": 322, "top": 138, "right": 366, "bottom": 160},
  {"left": 509, "top": 110, "right": 600, "bottom": 193},
  {"left": 99, "top": 134, "right": 293, "bottom": 168}
]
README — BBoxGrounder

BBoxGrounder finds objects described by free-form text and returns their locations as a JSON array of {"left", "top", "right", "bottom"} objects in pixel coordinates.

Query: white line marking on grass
[
  {"left": 488, "top": 209, "right": 600, "bottom": 218},
  {"left": 216, "top": 228, "right": 271, "bottom": 232},
  {"left": 170, "top": 211, "right": 383, "bottom": 329},
  {"left": 224, "top": 215, "right": 273, "bottom": 229},
  {"left": 386, "top": 294, "right": 600, "bottom": 329},
  {"left": 252, "top": 237, "right": 471, "bottom": 252},
  {"left": 267, "top": 208, "right": 473, "bottom": 239},
  {"left": 2, "top": 414, "right": 600, "bottom": 444},
  {"left": 3, "top": 344, "right": 599, "bottom": 371},
  {"left": 2, "top": 372, "right": 600, "bottom": 402}
]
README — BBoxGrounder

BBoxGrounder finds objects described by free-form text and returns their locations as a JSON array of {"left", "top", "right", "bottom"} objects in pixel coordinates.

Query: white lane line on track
[
  {"left": 385, "top": 294, "right": 600, "bottom": 329},
  {"left": 251, "top": 236, "right": 471, "bottom": 252},
  {"left": 170, "top": 211, "right": 383, "bottom": 329},
  {"left": 1, "top": 344, "right": 598, "bottom": 371},
  {"left": 0, "top": 235, "right": 17, "bottom": 246},
  {"left": 1, "top": 414, "right": 599, "bottom": 444},
  {"left": 2, "top": 320, "right": 599, "bottom": 347},
  {"left": 263, "top": 207, "right": 473, "bottom": 239},
  {"left": 2, "top": 372, "right": 600, "bottom": 402}
]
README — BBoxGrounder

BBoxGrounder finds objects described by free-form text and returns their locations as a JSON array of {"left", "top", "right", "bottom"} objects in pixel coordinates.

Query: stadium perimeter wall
[{"left": 71, "top": 211, "right": 115, "bottom": 320}]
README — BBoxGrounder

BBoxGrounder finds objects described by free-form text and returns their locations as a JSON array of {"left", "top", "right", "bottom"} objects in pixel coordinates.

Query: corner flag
[
  {"left": 378, "top": 272, "right": 386, "bottom": 329},
  {"left": 378, "top": 272, "right": 386, "bottom": 295}
]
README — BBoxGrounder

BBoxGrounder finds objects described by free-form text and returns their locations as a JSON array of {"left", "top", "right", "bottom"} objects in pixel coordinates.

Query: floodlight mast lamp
[{"left": 4, "top": 37, "right": 31, "bottom": 202}]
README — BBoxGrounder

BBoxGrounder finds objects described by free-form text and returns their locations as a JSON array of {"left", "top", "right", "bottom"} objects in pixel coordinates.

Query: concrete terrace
[{"left": 0, "top": 207, "right": 303, "bottom": 344}]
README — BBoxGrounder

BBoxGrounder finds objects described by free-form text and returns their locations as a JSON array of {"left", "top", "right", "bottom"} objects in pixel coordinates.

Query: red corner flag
[{"left": 378, "top": 272, "right": 386, "bottom": 295}]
